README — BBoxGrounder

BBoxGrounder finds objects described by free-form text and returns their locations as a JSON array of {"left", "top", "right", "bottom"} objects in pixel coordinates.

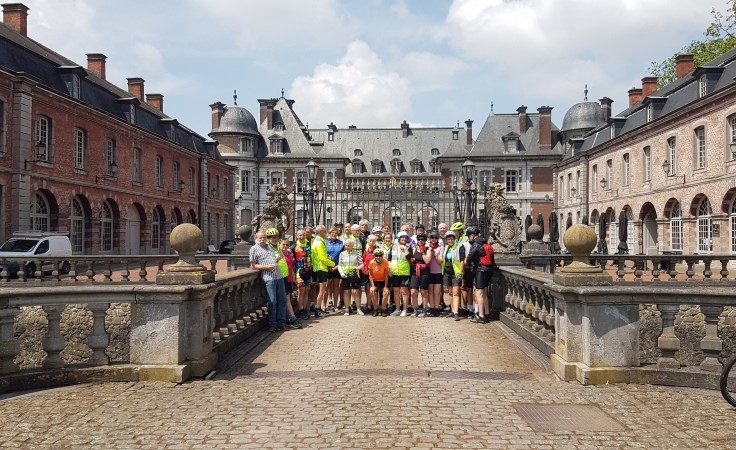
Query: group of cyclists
[{"left": 249, "top": 220, "right": 496, "bottom": 332}]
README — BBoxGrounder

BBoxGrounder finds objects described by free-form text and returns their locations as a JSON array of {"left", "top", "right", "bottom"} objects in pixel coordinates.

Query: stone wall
[
  {"left": 639, "top": 305, "right": 736, "bottom": 366},
  {"left": 13, "top": 304, "right": 130, "bottom": 369}
]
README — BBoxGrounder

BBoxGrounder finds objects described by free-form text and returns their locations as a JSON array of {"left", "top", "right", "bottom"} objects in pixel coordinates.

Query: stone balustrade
[{"left": 0, "top": 225, "right": 266, "bottom": 393}]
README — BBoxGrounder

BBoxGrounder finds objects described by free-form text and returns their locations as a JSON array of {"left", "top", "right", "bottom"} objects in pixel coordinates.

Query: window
[
  {"left": 35, "top": 115, "right": 51, "bottom": 162},
  {"left": 155, "top": 155, "right": 163, "bottom": 187},
  {"left": 295, "top": 171, "right": 307, "bottom": 193},
  {"left": 667, "top": 137, "right": 677, "bottom": 175},
  {"left": 100, "top": 202, "right": 113, "bottom": 252},
  {"left": 74, "top": 128, "right": 86, "bottom": 169},
  {"left": 133, "top": 148, "right": 142, "bottom": 183},
  {"left": 391, "top": 160, "right": 401, "bottom": 175},
  {"left": 70, "top": 74, "right": 81, "bottom": 99},
  {"left": 695, "top": 126, "right": 706, "bottom": 169},
  {"left": 575, "top": 170, "right": 581, "bottom": 195},
  {"left": 730, "top": 116, "right": 736, "bottom": 160},
  {"left": 239, "top": 138, "right": 253, "bottom": 153},
  {"left": 270, "top": 139, "right": 282, "bottom": 154},
  {"left": 271, "top": 171, "right": 282, "bottom": 186},
  {"left": 31, "top": 193, "right": 49, "bottom": 231},
  {"left": 70, "top": 198, "right": 84, "bottom": 253},
  {"left": 605, "top": 159, "right": 612, "bottom": 190},
  {"left": 354, "top": 149, "right": 363, "bottom": 157},
  {"left": 189, "top": 167, "right": 196, "bottom": 194},
  {"left": 152, "top": 209, "right": 161, "bottom": 250},
  {"left": 670, "top": 202, "right": 682, "bottom": 251},
  {"left": 699, "top": 75, "right": 708, "bottom": 98},
  {"left": 241, "top": 169, "right": 251, "bottom": 193},
  {"left": 731, "top": 197, "right": 736, "bottom": 253},
  {"left": 214, "top": 175, "right": 220, "bottom": 198},
  {"left": 505, "top": 170, "right": 518, "bottom": 193},
  {"left": 592, "top": 164, "right": 598, "bottom": 193},
  {"left": 105, "top": 139, "right": 116, "bottom": 176},
  {"left": 646, "top": 104, "right": 653, "bottom": 123},
  {"left": 622, "top": 153, "right": 630, "bottom": 186},
  {"left": 392, "top": 149, "right": 401, "bottom": 157},
  {"left": 223, "top": 177, "right": 229, "bottom": 201},
  {"left": 431, "top": 148, "right": 439, "bottom": 156},
  {"left": 506, "top": 139, "right": 518, "bottom": 153},
  {"left": 431, "top": 160, "right": 440, "bottom": 174},
  {"left": 274, "top": 122, "right": 284, "bottom": 131},
  {"left": 643, "top": 146, "right": 651, "bottom": 181},
  {"left": 411, "top": 160, "right": 422, "bottom": 174},
  {"left": 352, "top": 160, "right": 363, "bottom": 174},
  {"left": 0, "top": 99, "right": 4, "bottom": 153},
  {"left": 372, "top": 161, "right": 382, "bottom": 174},
  {"left": 172, "top": 162, "right": 181, "bottom": 190},
  {"left": 325, "top": 172, "right": 334, "bottom": 189},
  {"left": 697, "top": 198, "right": 713, "bottom": 253},
  {"left": 128, "top": 104, "right": 136, "bottom": 124}
]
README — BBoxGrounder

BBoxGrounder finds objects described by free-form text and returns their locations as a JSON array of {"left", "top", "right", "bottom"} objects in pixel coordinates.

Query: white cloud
[
  {"left": 394, "top": 52, "right": 474, "bottom": 94},
  {"left": 290, "top": 41, "right": 411, "bottom": 128}
]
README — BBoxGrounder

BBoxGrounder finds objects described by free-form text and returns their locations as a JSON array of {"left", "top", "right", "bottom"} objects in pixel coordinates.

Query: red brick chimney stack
[
  {"left": 628, "top": 87, "right": 643, "bottom": 107},
  {"left": 517, "top": 106, "right": 528, "bottom": 134},
  {"left": 2, "top": 3, "right": 29, "bottom": 37},
  {"left": 210, "top": 102, "right": 225, "bottom": 130},
  {"left": 86, "top": 53, "right": 106, "bottom": 80},
  {"left": 258, "top": 99, "right": 276, "bottom": 129},
  {"left": 465, "top": 119, "right": 474, "bottom": 145},
  {"left": 641, "top": 76, "right": 658, "bottom": 98},
  {"left": 537, "top": 106, "right": 553, "bottom": 151},
  {"left": 146, "top": 93, "right": 163, "bottom": 112},
  {"left": 127, "top": 77, "right": 145, "bottom": 101},
  {"left": 675, "top": 54, "right": 695, "bottom": 80}
]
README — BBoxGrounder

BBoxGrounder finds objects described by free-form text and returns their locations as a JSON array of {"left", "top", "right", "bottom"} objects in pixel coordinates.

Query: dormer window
[
  {"left": 391, "top": 159, "right": 402, "bottom": 175},
  {"left": 239, "top": 137, "right": 253, "bottom": 153},
  {"left": 410, "top": 159, "right": 422, "bottom": 174},
  {"left": 270, "top": 136, "right": 283, "bottom": 154},
  {"left": 354, "top": 149, "right": 363, "bottom": 157},
  {"left": 392, "top": 149, "right": 401, "bottom": 156},
  {"left": 646, "top": 104, "right": 653, "bottom": 123},
  {"left": 371, "top": 160, "right": 382, "bottom": 174},
  {"left": 699, "top": 75, "right": 708, "bottom": 98},
  {"left": 57, "top": 66, "right": 84, "bottom": 100},
  {"left": 352, "top": 159, "right": 363, "bottom": 174},
  {"left": 431, "top": 148, "right": 439, "bottom": 156},
  {"left": 430, "top": 160, "right": 440, "bottom": 174},
  {"left": 502, "top": 133, "right": 520, "bottom": 153},
  {"left": 507, "top": 140, "right": 517, "bottom": 152},
  {"left": 274, "top": 122, "right": 284, "bottom": 132},
  {"left": 71, "top": 74, "right": 81, "bottom": 99}
]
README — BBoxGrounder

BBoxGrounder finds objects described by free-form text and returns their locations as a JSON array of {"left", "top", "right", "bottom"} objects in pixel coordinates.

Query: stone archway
[{"left": 640, "top": 202, "right": 658, "bottom": 255}]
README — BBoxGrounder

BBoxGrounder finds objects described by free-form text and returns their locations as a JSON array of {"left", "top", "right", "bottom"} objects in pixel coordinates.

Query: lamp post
[
  {"left": 661, "top": 160, "right": 670, "bottom": 175},
  {"left": 455, "top": 159, "right": 477, "bottom": 226},
  {"left": 303, "top": 160, "right": 319, "bottom": 227}
]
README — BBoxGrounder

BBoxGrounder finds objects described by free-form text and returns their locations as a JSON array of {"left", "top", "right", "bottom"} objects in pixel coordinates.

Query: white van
[{"left": 0, "top": 231, "right": 73, "bottom": 278}]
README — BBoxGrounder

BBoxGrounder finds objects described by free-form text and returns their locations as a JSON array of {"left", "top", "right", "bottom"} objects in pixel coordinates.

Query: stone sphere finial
[
  {"left": 560, "top": 224, "right": 601, "bottom": 273},
  {"left": 527, "top": 224, "right": 543, "bottom": 241},
  {"left": 170, "top": 223, "right": 203, "bottom": 255},
  {"left": 238, "top": 224, "right": 252, "bottom": 242}
]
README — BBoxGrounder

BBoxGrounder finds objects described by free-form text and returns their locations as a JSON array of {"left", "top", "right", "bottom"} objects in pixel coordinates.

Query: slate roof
[
  {"left": 470, "top": 112, "right": 563, "bottom": 156},
  {"left": 0, "top": 21, "right": 219, "bottom": 159}
]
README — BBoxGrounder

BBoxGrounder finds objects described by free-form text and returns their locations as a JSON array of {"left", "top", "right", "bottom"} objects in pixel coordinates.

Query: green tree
[{"left": 649, "top": 1, "right": 736, "bottom": 86}]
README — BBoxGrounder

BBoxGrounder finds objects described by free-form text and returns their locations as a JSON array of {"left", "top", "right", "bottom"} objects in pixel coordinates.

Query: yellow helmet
[
  {"left": 265, "top": 228, "right": 280, "bottom": 237},
  {"left": 450, "top": 222, "right": 465, "bottom": 232}
]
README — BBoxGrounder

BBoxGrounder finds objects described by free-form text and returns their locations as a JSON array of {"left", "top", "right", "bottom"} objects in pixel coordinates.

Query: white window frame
[
  {"left": 643, "top": 146, "right": 651, "bottom": 181},
  {"left": 241, "top": 169, "right": 251, "bottom": 193},
  {"left": 133, "top": 148, "right": 142, "bottom": 183},
  {"left": 101, "top": 202, "right": 113, "bottom": 252},
  {"left": 695, "top": 126, "right": 706, "bottom": 169},
  {"left": 667, "top": 137, "right": 677, "bottom": 175},
  {"left": 622, "top": 153, "right": 630, "bottom": 186},
  {"left": 505, "top": 169, "right": 518, "bottom": 193},
  {"left": 74, "top": 128, "right": 86, "bottom": 170},
  {"left": 697, "top": 198, "right": 713, "bottom": 254},
  {"left": 70, "top": 198, "right": 84, "bottom": 254},
  {"left": 36, "top": 115, "right": 50, "bottom": 162},
  {"left": 670, "top": 202, "right": 682, "bottom": 251},
  {"left": 155, "top": 155, "right": 164, "bottom": 187},
  {"left": 105, "top": 138, "right": 116, "bottom": 176}
]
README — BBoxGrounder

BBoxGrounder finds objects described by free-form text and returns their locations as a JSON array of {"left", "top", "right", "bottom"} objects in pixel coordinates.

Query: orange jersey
[{"left": 368, "top": 258, "right": 390, "bottom": 282}]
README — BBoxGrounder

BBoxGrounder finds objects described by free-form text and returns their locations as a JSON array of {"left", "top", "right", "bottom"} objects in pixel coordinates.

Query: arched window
[
  {"left": 392, "top": 149, "right": 401, "bottom": 157},
  {"left": 670, "top": 202, "right": 682, "bottom": 251},
  {"left": 431, "top": 148, "right": 439, "bottom": 156},
  {"left": 730, "top": 197, "right": 736, "bottom": 253},
  {"left": 70, "top": 198, "right": 85, "bottom": 253},
  {"left": 352, "top": 159, "right": 363, "bottom": 174},
  {"left": 354, "top": 149, "right": 363, "bottom": 157},
  {"left": 698, "top": 198, "right": 712, "bottom": 253},
  {"left": 170, "top": 211, "right": 178, "bottom": 231},
  {"left": 100, "top": 202, "right": 113, "bottom": 252},
  {"left": 152, "top": 209, "right": 161, "bottom": 250},
  {"left": 31, "top": 193, "right": 49, "bottom": 231},
  {"left": 607, "top": 210, "right": 617, "bottom": 255}
]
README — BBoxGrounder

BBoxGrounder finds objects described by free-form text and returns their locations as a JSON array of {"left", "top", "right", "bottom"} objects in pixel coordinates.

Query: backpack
[{"left": 479, "top": 242, "right": 494, "bottom": 267}]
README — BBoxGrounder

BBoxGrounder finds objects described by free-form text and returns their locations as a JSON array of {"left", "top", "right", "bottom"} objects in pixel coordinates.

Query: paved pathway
[{"left": 1, "top": 313, "right": 735, "bottom": 449}]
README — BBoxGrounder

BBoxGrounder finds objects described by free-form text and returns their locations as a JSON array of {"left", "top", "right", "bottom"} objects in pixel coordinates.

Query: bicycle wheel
[{"left": 720, "top": 354, "right": 736, "bottom": 407}]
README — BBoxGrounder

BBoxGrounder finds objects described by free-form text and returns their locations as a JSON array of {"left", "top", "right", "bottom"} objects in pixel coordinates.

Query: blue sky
[{"left": 21, "top": 0, "right": 729, "bottom": 137}]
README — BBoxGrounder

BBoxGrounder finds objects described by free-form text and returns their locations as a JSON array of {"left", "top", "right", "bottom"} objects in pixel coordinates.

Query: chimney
[
  {"left": 628, "top": 87, "right": 643, "bottom": 107},
  {"left": 599, "top": 97, "right": 613, "bottom": 123},
  {"left": 210, "top": 101, "right": 225, "bottom": 130},
  {"left": 517, "top": 106, "right": 528, "bottom": 134},
  {"left": 3, "top": 3, "right": 28, "bottom": 37},
  {"left": 465, "top": 119, "right": 474, "bottom": 145},
  {"left": 401, "top": 120, "right": 410, "bottom": 138},
  {"left": 86, "top": 53, "right": 106, "bottom": 80},
  {"left": 537, "top": 106, "right": 553, "bottom": 151},
  {"left": 641, "top": 76, "right": 658, "bottom": 98},
  {"left": 675, "top": 53, "right": 695, "bottom": 80},
  {"left": 146, "top": 93, "right": 163, "bottom": 112},
  {"left": 127, "top": 77, "right": 144, "bottom": 101},
  {"left": 258, "top": 99, "right": 276, "bottom": 129}
]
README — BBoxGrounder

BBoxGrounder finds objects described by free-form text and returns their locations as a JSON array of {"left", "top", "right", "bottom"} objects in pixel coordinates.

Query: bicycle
[{"left": 720, "top": 354, "right": 736, "bottom": 406}]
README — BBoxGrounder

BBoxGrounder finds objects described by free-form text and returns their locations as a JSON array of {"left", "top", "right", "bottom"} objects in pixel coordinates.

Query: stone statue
[
  {"left": 251, "top": 183, "right": 291, "bottom": 237},
  {"left": 483, "top": 183, "right": 522, "bottom": 254}
]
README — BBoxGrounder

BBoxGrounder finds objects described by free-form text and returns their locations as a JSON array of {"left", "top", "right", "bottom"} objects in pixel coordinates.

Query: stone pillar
[
  {"left": 129, "top": 224, "right": 217, "bottom": 382},
  {"left": 550, "top": 224, "right": 639, "bottom": 385}
]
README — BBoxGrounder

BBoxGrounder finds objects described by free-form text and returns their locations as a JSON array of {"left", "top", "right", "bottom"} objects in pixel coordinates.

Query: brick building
[
  {"left": 555, "top": 50, "right": 736, "bottom": 255},
  {"left": 0, "top": 3, "right": 234, "bottom": 254}
]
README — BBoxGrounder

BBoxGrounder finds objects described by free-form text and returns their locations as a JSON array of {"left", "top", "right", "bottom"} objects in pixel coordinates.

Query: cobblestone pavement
[{"left": 1, "top": 312, "right": 735, "bottom": 449}]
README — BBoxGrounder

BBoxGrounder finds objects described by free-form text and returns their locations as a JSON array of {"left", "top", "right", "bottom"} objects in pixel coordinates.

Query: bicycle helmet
[
  {"left": 397, "top": 231, "right": 409, "bottom": 239},
  {"left": 373, "top": 248, "right": 384, "bottom": 256},
  {"left": 444, "top": 231, "right": 456, "bottom": 238},
  {"left": 372, "top": 226, "right": 383, "bottom": 233},
  {"left": 465, "top": 226, "right": 480, "bottom": 236},
  {"left": 450, "top": 221, "right": 465, "bottom": 232},
  {"left": 415, "top": 233, "right": 427, "bottom": 240},
  {"left": 265, "top": 228, "right": 280, "bottom": 237}
]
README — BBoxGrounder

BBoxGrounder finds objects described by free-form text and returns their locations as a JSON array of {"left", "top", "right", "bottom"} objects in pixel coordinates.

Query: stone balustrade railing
[
  {"left": 520, "top": 253, "right": 736, "bottom": 282},
  {"left": 0, "top": 254, "right": 250, "bottom": 283}
]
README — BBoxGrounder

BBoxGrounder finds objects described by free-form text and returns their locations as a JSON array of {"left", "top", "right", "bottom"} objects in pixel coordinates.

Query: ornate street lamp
[
  {"left": 303, "top": 160, "right": 320, "bottom": 227},
  {"left": 454, "top": 159, "right": 477, "bottom": 226},
  {"left": 599, "top": 177, "right": 607, "bottom": 190},
  {"left": 661, "top": 160, "right": 670, "bottom": 175}
]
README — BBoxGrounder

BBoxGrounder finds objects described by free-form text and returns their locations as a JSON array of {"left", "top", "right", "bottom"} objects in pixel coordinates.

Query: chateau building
[
  {"left": 0, "top": 4, "right": 234, "bottom": 253},
  {"left": 555, "top": 50, "right": 736, "bottom": 255}
]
